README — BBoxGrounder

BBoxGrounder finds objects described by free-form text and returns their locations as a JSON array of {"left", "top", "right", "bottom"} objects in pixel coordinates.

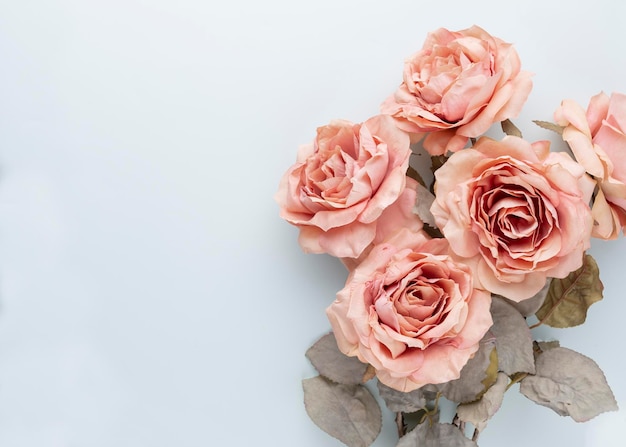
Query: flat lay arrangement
[{"left": 276, "top": 25, "right": 622, "bottom": 446}]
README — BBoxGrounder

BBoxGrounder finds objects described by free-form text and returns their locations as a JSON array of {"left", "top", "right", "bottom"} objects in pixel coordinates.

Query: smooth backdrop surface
[{"left": 0, "top": 1, "right": 625, "bottom": 446}]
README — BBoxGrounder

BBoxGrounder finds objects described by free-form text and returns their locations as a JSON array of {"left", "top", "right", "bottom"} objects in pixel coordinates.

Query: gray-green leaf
[
  {"left": 490, "top": 297, "right": 535, "bottom": 375},
  {"left": 441, "top": 333, "right": 497, "bottom": 404},
  {"left": 396, "top": 422, "right": 477, "bottom": 447},
  {"left": 377, "top": 381, "right": 435, "bottom": 413},
  {"left": 306, "top": 332, "right": 371, "bottom": 385},
  {"left": 406, "top": 165, "right": 427, "bottom": 188},
  {"left": 534, "top": 340, "right": 560, "bottom": 358},
  {"left": 534, "top": 254, "right": 603, "bottom": 328},
  {"left": 303, "top": 376, "right": 382, "bottom": 447},
  {"left": 413, "top": 181, "right": 437, "bottom": 229},
  {"left": 520, "top": 347, "right": 618, "bottom": 422},
  {"left": 456, "top": 372, "right": 509, "bottom": 432},
  {"left": 501, "top": 278, "right": 551, "bottom": 317}
]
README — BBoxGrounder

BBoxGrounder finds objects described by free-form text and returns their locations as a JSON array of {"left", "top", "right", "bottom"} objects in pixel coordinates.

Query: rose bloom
[
  {"left": 381, "top": 26, "right": 532, "bottom": 155},
  {"left": 327, "top": 229, "right": 492, "bottom": 392},
  {"left": 276, "top": 115, "right": 418, "bottom": 259},
  {"left": 555, "top": 92, "right": 626, "bottom": 239},
  {"left": 339, "top": 176, "right": 424, "bottom": 271},
  {"left": 430, "top": 136, "right": 594, "bottom": 302}
]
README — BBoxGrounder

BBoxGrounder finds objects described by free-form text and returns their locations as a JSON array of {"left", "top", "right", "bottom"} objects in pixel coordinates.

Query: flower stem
[
  {"left": 472, "top": 428, "right": 480, "bottom": 442},
  {"left": 395, "top": 412, "right": 406, "bottom": 438}
]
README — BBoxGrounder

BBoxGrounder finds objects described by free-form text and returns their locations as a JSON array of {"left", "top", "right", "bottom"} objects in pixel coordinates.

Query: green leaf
[
  {"left": 306, "top": 332, "right": 372, "bottom": 385},
  {"left": 520, "top": 347, "right": 618, "bottom": 422},
  {"left": 501, "top": 119, "right": 522, "bottom": 138},
  {"left": 534, "top": 254, "right": 603, "bottom": 328},
  {"left": 303, "top": 376, "right": 382, "bottom": 447},
  {"left": 533, "top": 120, "right": 564, "bottom": 135}
]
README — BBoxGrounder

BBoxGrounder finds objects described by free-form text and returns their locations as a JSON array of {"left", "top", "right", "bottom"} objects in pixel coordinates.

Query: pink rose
[
  {"left": 381, "top": 26, "right": 533, "bottom": 155},
  {"left": 554, "top": 92, "right": 626, "bottom": 239},
  {"left": 327, "top": 229, "right": 492, "bottom": 392},
  {"left": 430, "top": 136, "right": 594, "bottom": 302},
  {"left": 275, "top": 115, "right": 415, "bottom": 259},
  {"left": 339, "top": 176, "right": 425, "bottom": 270}
]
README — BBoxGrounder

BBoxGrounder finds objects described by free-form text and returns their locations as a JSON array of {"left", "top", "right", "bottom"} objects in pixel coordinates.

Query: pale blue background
[{"left": 0, "top": 1, "right": 624, "bottom": 446}]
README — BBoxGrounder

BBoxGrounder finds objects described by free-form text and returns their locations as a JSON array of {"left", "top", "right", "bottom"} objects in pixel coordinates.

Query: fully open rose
[
  {"left": 326, "top": 229, "right": 492, "bottom": 392},
  {"left": 430, "top": 136, "right": 594, "bottom": 301},
  {"left": 381, "top": 26, "right": 532, "bottom": 155},
  {"left": 555, "top": 92, "right": 626, "bottom": 239},
  {"left": 275, "top": 115, "right": 413, "bottom": 259}
]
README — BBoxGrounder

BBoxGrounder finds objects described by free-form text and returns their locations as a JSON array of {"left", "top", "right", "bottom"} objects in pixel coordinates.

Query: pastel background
[{"left": 0, "top": 1, "right": 624, "bottom": 446}]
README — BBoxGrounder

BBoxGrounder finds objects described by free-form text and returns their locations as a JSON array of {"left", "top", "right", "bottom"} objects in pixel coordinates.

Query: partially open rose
[
  {"left": 276, "top": 115, "right": 414, "bottom": 259},
  {"left": 430, "top": 136, "right": 594, "bottom": 301},
  {"left": 381, "top": 26, "right": 532, "bottom": 155},
  {"left": 555, "top": 92, "right": 626, "bottom": 239},
  {"left": 327, "top": 229, "right": 492, "bottom": 392}
]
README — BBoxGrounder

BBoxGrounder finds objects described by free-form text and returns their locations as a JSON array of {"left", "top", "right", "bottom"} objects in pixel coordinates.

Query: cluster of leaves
[{"left": 302, "top": 255, "right": 617, "bottom": 446}]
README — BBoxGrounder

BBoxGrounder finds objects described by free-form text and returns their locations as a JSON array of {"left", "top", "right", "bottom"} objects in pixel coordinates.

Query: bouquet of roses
[{"left": 276, "top": 25, "right": 622, "bottom": 446}]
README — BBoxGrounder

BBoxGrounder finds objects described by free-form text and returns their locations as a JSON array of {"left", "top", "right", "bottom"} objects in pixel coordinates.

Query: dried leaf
[
  {"left": 362, "top": 364, "right": 377, "bottom": 383},
  {"left": 430, "top": 155, "right": 448, "bottom": 175},
  {"left": 538, "top": 340, "right": 560, "bottom": 350},
  {"left": 413, "top": 181, "right": 437, "bottom": 229},
  {"left": 482, "top": 345, "right": 499, "bottom": 386},
  {"left": 501, "top": 119, "right": 522, "bottom": 137},
  {"left": 377, "top": 382, "right": 429, "bottom": 413},
  {"left": 306, "top": 332, "right": 371, "bottom": 385},
  {"left": 456, "top": 372, "right": 509, "bottom": 431},
  {"left": 402, "top": 409, "right": 437, "bottom": 434},
  {"left": 441, "top": 333, "right": 498, "bottom": 404},
  {"left": 533, "top": 120, "right": 564, "bottom": 135},
  {"left": 303, "top": 376, "right": 382, "bottom": 447},
  {"left": 406, "top": 165, "right": 426, "bottom": 188},
  {"left": 501, "top": 279, "right": 551, "bottom": 317},
  {"left": 520, "top": 347, "right": 618, "bottom": 422},
  {"left": 490, "top": 297, "right": 535, "bottom": 375},
  {"left": 508, "top": 371, "right": 528, "bottom": 389},
  {"left": 535, "top": 254, "right": 603, "bottom": 328},
  {"left": 422, "top": 223, "right": 444, "bottom": 239},
  {"left": 534, "top": 340, "right": 560, "bottom": 356},
  {"left": 396, "top": 422, "right": 477, "bottom": 447}
]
